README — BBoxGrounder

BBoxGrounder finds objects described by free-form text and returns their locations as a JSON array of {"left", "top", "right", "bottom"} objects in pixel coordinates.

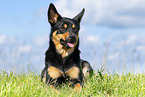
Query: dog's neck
[
  {"left": 56, "top": 45, "right": 75, "bottom": 58},
  {"left": 47, "top": 40, "right": 80, "bottom": 65}
]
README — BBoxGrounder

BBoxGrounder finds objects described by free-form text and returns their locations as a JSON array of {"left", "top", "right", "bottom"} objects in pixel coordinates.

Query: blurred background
[{"left": 0, "top": 0, "right": 145, "bottom": 74}]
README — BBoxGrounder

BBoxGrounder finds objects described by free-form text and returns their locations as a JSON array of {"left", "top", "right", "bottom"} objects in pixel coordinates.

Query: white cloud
[
  {"left": 137, "top": 45, "right": 145, "bottom": 51},
  {"left": 18, "top": 45, "right": 31, "bottom": 53},
  {"left": 0, "top": 35, "right": 6, "bottom": 44},
  {"left": 33, "top": 35, "right": 48, "bottom": 47},
  {"left": 54, "top": 0, "right": 145, "bottom": 28},
  {"left": 136, "top": 45, "right": 145, "bottom": 54},
  {"left": 108, "top": 52, "right": 120, "bottom": 60},
  {"left": 126, "top": 34, "right": 138, "bottom": 45},
  {"left": 87, "top": 35, "right": 100, "bottom": 43},
  {"left": 81, "top": 34, "right": 100, "bottom": 46},
  {"left": 0, "top": 35, "right": 16, "bottom": 45}
]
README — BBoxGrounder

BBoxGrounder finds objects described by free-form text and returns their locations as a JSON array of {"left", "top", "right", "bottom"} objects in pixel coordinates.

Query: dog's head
[{"left": 48, "top": 3, "right": 84, "bottom": 57}]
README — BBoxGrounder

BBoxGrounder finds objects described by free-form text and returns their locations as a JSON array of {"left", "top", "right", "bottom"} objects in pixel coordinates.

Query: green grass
[{"left": 0, "top": 71, "right": 145, "bottom": 97}]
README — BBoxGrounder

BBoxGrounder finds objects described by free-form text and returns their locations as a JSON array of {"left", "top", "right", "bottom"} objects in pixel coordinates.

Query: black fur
[{"left": 41, "top": 3, "right": 93, "bottom": 89}]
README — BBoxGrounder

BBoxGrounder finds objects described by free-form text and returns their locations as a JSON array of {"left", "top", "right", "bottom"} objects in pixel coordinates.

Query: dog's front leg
[{"left": 65, "top": 66, "right": 83, "bottom": 92}]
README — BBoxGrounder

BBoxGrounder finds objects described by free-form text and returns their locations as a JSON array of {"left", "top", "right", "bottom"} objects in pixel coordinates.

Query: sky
[{"left": 0, "top": 0, "right": 145, "bottom": 74}]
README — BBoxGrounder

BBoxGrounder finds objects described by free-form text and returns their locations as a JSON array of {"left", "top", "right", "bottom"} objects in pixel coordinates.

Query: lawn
[{"left": 0, "top": 70, "right": 145, "bottom": 97}]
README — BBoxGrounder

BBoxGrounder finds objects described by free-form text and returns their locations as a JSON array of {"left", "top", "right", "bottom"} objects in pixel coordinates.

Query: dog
[{"left": 41, "top": 3, "right": 93, "bottom": 91}]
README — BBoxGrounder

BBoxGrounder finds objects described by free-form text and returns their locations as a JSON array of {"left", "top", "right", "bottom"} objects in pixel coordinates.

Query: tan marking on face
[
  {"left": 72, "top": 24, "right": 75, "bottom": 28},
  {"left": 63, "top": 31, "right": 69, "bottom": 39},
  {"left": 65, "top": 67, "right": 80, "bottom": 79},
  {"left": 52, "top": 31, "right": 79, "bottom": 58},
  {"left": 64, "top": 24, "right": 68, "bottom": 29},
  {"left": 52, "top": 31, "right": 69, "bottom": 43},
  {"left": 47, "top": 66, "right": 64, "bottom": 79}
]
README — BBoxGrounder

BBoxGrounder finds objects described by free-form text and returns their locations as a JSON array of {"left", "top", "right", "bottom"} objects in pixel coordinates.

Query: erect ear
[
  {"left": 73, "top": 8, "right": 85, "bottom": 23},
  {"left": 48, "top": 3, "right": 62, "bottom": 25}
]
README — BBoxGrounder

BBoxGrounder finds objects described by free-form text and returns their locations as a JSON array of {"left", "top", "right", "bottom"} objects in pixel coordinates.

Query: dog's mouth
[
  {"left": 67, "top": 43, "right": 75, "bottom": 48},
  {"left": 60, "top": 36, "right": 77, "bottom": 48}
]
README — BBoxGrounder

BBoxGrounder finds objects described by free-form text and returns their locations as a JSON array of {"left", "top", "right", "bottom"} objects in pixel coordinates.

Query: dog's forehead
[{"left": 61, "top": 17, "right": 76, "bottom": 25}]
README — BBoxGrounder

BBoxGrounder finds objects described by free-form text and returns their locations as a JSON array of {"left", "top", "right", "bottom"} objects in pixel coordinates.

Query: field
[{"left": 0, "top": 70, "right": 145, "bottom": 97}]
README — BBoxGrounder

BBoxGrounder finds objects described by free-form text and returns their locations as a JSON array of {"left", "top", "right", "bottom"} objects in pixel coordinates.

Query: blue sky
[{"left": 0, "top": 0, "right": 145, "bottom": 74}]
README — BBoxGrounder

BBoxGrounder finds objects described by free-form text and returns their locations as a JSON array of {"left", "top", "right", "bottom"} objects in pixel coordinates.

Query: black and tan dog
[{"left": 41, "top": 3, "right": 93, "bottom": 91}]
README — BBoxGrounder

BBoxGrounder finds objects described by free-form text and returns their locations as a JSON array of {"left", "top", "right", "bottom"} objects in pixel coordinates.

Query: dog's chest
[
  {"left": 55, "top": 45, "right": 75, "bottom": 58},
  {"left": 47, "top": 66, "right": 80, "bottom": 79}
]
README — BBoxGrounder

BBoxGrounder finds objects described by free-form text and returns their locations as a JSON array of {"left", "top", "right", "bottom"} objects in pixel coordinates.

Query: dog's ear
[
  {"left": 48, "top": 3, "right": 62, "bottom": 25},
  {"left": 73, "top": 8, "right": 85, "bottom": 24}
]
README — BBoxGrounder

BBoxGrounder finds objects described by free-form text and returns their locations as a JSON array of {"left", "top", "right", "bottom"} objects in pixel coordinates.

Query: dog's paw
[
  {"left": 74, "top": 83, "right": 82, "bottom": 92},
  {"left": 50, "top": 85, "right": 60, "bottom": 94}
]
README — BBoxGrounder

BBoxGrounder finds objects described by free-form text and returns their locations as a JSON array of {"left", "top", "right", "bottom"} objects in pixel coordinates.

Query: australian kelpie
[{"left": 41, "top": 3, "right": 93, "bottom": 91}]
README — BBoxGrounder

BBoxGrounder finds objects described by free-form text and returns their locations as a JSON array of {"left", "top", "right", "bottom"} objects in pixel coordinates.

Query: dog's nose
[
  {"left": 69, "top": 35, "right": 76, "bottom": 43},
  {"left": 69, "top": 35, "right": 75, "bottom": 39}
]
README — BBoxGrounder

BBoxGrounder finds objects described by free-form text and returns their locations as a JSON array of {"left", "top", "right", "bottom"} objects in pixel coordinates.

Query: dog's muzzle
[{"left": 60, "top": 35, "right": 77, "bottom": 48}]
